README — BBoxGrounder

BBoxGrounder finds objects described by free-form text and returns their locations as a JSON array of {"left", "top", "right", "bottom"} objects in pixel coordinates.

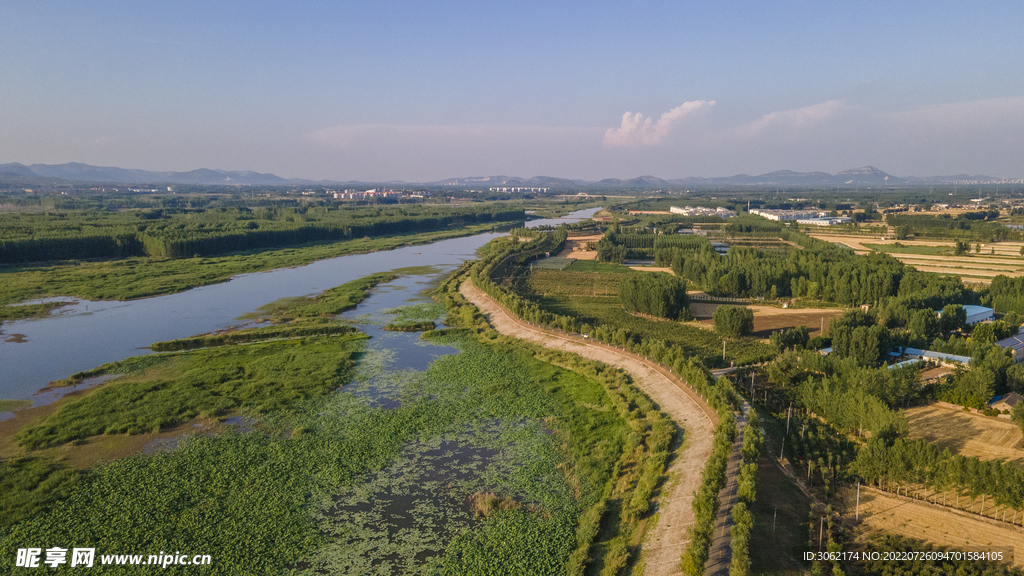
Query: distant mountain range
[{"left": 0, "top": 162, "right": 1014, "bottom": 188}]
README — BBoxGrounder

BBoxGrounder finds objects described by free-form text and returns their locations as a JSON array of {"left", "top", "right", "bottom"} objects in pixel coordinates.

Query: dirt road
[
  {"left": 460, "top": 281, "right": 719, "bottom": 576},
  {"left": 705, "top": 404, "right": 748, "bottom": 576}
]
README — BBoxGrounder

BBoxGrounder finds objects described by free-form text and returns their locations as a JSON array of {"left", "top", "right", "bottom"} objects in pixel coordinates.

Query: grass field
[
  {"left": 905, "top": 404, "right": 1024, "bottom": 464},
  {"left": 530, "top": 256, "right": 573, "bottom": 270},
  {"left": 564, "top": 260, "right": 635, "bottom": 274},
  {"left": 748, "top": 454, "right": 809, "bottom": 575},
  {"left": 534, "top": 294, "right": 775, "bottom": 366},
  {"left": 527, "top": 269, "right": 633, "bottom": 297}
]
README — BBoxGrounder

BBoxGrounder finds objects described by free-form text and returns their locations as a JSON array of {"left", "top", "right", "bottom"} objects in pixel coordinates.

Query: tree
[
  {"left": 770, "top": 325, "right": 810, "bottom": 350},
  {"left": 713, "top": 306, "right": 754, "bottom": 338},
  {"left": 971, "top": 322, "right": 997, "bottom": 345},
  {"left": 1011, "top": 401, "right": 1024, "bottom": 434},
  {"left": 940, "top": 304, "right": 966, "bottom": 334},
  {"left": 619, "top": 273, "right": 690, "bottom": 320}
]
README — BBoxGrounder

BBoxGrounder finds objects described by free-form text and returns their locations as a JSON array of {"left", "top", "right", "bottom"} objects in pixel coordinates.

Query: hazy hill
[{"left": 0, "top": 161, "right": 1007, "bottom": 188}]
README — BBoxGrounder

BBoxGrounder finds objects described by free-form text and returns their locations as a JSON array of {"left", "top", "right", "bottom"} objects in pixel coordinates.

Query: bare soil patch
[
  {"left": 690, "top": 304, "right": 844, "bottom": 338},
  {"left": 461, "top": 281, "right": 716, "bottom": 576},
  {"left": 629, "top": 266, "right": 676, "bottom": 275},
  {"left": 905, "top": 404, "right": 1024, "bottom": 464}
]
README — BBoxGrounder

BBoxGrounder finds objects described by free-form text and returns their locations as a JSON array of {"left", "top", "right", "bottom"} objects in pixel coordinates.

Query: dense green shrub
[
  {"left": 618, "top": 273, "right": 690, "bottom": 320},
  {"left": 713, "top": 306, "right": 754, "bottom": 338}
]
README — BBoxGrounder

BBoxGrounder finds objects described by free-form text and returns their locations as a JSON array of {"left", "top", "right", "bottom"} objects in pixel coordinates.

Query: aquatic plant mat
[{"left": 1, "top": 287, "right": 655, "bottom": 575}]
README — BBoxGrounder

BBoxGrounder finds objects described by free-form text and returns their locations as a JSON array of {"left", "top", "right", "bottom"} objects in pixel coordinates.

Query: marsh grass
[
  {"left": 384, "top": 301, "right": 447, "bottom": 321},
  {"left": 384, "top": 320, "right": 436, "bottom": 332},
  {"left": 16, "top": 334, "right": 368, "bottom": 449},
  {"left": 151, "top": 319, "right": 356, "bottom": 351},
  {"left": 0, "top": 399, "right": 32, "bottom": 412},
  {"left": 0, "top": 300, "right": 74, "bottom": 322},
  {"left": 242, "top": 272, "right": 397, "bottom": 320}
]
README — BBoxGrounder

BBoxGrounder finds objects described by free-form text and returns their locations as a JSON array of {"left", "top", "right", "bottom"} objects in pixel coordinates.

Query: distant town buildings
[
  {"left": 748, "top": 208, "right": 851, "bottom": 226},
  {"left": 487, "top": 187, "right": 550, "bottom": 193},
  {"left": 669, "top": 206, "right": 736, "bottom": 218},
  {"left": 331, "top": 188, "right": 405, "bottom": 200}
]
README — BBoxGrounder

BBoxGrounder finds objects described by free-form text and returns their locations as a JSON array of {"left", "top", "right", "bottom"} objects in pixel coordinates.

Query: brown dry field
[
  {"left": 811, "top": 233, "right": 1024, "bottom": 252},
  {"left": 809, "top": 233, "right": 1024, "bottom": 283},
  {"left": 691, "top": 304, "right": 845, "bottom": 338},
  {"left": 852, "top": 488, "right": 1024, "bottom": 568},
  {"left": 906, "top": 404, "right": 1024, "bottom": 464},
  {"left": 555, "top": 234, "right": 602, "bottom": 259},
  {"left": 630, "top": 266, "right": 675, "bottom": 275},
  {"left": 893, "top": 253, "right": 1024, "bottom": 266}
]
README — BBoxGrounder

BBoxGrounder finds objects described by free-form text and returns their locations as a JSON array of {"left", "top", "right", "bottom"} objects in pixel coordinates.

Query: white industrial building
[
  {"left": 936, "top": 305, "right": 995, "bottom": 326},
  {"left": 795, "top": 217, "right": 853, "bottom": 226},
  {"left": 749, "top": 208, "right": 826, "bottom": 221}
]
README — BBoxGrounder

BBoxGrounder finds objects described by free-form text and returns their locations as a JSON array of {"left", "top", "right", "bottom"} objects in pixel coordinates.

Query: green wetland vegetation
[{"left": 0, "top": 265, "right": 675, "bottom": 575}]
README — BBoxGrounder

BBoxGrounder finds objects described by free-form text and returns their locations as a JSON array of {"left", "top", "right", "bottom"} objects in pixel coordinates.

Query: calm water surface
[{"left": 0, "top": 207, "right": 600, "bottom": 404}]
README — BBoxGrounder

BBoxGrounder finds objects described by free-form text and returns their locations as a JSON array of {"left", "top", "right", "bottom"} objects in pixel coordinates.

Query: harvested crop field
[
  {"left": 849, "top": 488, "right": 1024, "bottom": 568},
  {"left": 629, "top": 266, "right": 675, "bottom": 275},
  {"left": 905, "top": 404, "right": 1024, "bottom": 464},
  {"left": 809, "top": 234, "right": 1024, "bottom": 284},
  {"left": 691, "top": 304, "right": 845, "bottom": 338},
  {"left": 554, "top": 234, "right": 602, "bottom": 260}
]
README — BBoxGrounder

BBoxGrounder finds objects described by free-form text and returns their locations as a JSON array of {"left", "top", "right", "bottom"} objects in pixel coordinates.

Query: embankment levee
[{"left": 460, "top": 280, "right": 738, "bottom": 576}]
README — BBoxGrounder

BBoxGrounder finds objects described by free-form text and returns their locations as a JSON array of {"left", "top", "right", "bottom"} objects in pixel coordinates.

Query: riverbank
[{"left": 0, "top": 220, "right": 519, "bottom": 309}]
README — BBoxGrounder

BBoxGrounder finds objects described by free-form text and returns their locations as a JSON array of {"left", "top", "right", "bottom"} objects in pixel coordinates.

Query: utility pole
[
  {"left": 723, "top": 340, "right": 727, "bottom": 360},
  {"left": 819, "top": 516, "right": 824, "bottom": 551},
  {"left": 786, "top": 403, "right": 792, "bottom": 434},
  {"left": 856, "top": 480, "right": 861, "bottom": 520},
  {"left": 772, "top": 508, "right": 777, "bottom": 533}
]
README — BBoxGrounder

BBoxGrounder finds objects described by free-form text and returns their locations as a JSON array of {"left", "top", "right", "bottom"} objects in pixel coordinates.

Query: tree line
[{"left": 0, "top": 205, "right": 524, "bottom": 263}]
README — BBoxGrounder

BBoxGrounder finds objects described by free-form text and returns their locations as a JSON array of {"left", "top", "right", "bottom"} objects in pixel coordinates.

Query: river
[{"left": 0, "top": 207, "right": 600, "bottom": 406}]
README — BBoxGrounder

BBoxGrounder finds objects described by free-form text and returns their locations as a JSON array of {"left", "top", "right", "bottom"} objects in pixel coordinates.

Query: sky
[{"left": 1, "top": 1, "right": 1023, "bottom": 182}]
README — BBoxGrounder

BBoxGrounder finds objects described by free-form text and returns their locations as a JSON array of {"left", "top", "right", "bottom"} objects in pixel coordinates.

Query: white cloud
[
  {"left": 729, "top": 100, "right": 847, "bottom": 140},
  {"left": 602, "top": 100, "right": 714, "bottom": 147}
]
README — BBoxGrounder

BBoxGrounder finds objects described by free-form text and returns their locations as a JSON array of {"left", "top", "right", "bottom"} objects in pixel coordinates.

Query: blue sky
[{"left": 2, "top": 1, "right": 1022, "bottom": 181}]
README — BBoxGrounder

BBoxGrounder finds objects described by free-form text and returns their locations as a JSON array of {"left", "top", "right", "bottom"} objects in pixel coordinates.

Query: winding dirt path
[{"left": 460, "top": 281, "right": 719, "bottom": 576}]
